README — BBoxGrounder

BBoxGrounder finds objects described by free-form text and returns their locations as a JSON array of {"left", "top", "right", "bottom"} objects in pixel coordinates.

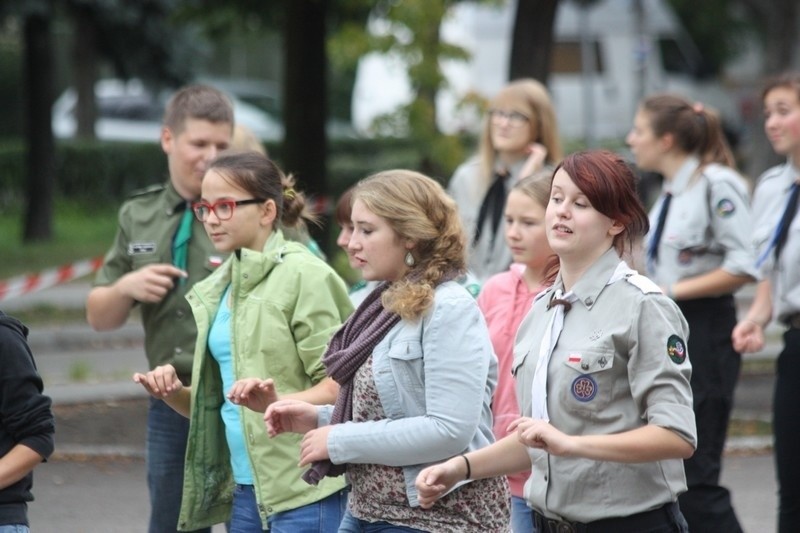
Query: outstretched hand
[
  {"left": 299, "top": 426, "right": 333, "bottom": 466},
  {"left": 264, "top": 399, "right": 319, "bottom": 438},
  {"left": 227, "top": 378, "right": 279, "bottom": 413},
  {"left": 133, "top": 364, "right": 184, "bottom": 399},
  {"left": 732, "top": 319, "right": 765, "bottom": 354},
  {"left": 508, "top": 417, "right": 574, "bottom": 457},
  {"left": 415, "top": 458, "right": 465, "bottom": 508}
]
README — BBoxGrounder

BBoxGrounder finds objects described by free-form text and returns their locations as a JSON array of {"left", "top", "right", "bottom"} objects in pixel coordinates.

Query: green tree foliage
[
  {"left": 65, "top": 0, "right": 205, "bottom": 86},
  {"left": 667, "top": 0, "right": 752, "bottom": 76},
  {"left": 359, "top": 0, "right": 478, "bottom": 179}
]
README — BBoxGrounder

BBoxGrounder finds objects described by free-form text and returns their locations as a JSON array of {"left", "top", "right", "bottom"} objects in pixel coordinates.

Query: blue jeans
[
  {"left": 147, "top": 398, "right": 210, "bottom": 533},
  {"left": 338, "top": 509, "right": 425, "bottom": 533},
  {"left": 511, "top": 495, "right": 535, "bottom": 533},
  {"left": 229, "top": 484, "right": 348, "bottom": 533},
  {"left": 0, "top": 526, "right": 29, "bottom": 533}
]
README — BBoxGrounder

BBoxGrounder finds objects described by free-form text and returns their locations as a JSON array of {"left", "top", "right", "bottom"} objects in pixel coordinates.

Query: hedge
[{"left": 0, "top": 136, "right": 468, "bottom": 208}]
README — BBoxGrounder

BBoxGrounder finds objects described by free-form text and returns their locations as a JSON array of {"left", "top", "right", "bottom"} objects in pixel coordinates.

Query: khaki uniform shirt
[
  {"left": 647, "top": 156, "right": 757, "bottom": 287},
  {"left": 93, "top": 182, "right": 226, "bottom": 381},
  {"left": 751, "top": 160, "right": 800, "bottom": 322},
  {"left": 513, "top": 249, "right": 696, "bottom": 523}
]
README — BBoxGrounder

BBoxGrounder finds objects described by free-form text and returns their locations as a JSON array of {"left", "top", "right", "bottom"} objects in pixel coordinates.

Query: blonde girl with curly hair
[{"left": 265, "top": 170, "right": 511, "bottom": 533}]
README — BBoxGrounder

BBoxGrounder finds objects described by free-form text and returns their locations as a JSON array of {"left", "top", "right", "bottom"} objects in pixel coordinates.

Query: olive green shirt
[{"left": 93, "top": 181, "right": 226, "bottom": 382}]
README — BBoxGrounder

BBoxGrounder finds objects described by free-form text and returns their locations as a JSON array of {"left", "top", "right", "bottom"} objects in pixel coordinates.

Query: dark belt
[
  {"left": 784, "top": 313, "right": 800, "bottom": 329},
  {"left": 532, "top": 502, "right": 678, "bottom": 533}
]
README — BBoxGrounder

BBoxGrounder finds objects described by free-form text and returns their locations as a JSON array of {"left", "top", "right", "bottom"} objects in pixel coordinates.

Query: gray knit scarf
[{"left": 302, "top": 281, "right": 400, "bottom": 485}]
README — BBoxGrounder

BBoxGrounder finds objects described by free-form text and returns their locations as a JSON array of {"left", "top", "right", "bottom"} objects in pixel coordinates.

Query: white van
[{"left": 351, "top": 0, "right": 742, "bottom": 141}]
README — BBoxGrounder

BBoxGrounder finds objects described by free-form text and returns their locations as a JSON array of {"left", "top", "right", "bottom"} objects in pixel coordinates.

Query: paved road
[{"left": 28, "top": 452, "right": 776, "bottom": 533}]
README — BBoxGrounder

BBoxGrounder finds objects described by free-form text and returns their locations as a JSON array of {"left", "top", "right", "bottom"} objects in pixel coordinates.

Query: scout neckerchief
[
  {"left": 172, "top": 203, "right": 193, "bottom": 282},
  {"left": 756, "top": 179, "right": 800, "bottom": 268}
]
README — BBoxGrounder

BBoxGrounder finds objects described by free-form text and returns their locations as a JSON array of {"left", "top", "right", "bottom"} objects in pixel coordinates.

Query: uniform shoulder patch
[
  {"left": 128, "top": 183, "right": 165, "bottom": 198},
  {"left": 625, "top": 274, "right": 662, "bottom": 294},
  {"left": 667, "top": 334, "right": 687, "bottom": 364},
  {"left": 715, "top": 198, "right": 736, "bottom": 217}
]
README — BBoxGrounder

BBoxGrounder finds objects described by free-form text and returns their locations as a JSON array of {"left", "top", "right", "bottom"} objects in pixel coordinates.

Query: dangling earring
[{"left": 404, "top": 251, "right": 416, "bottom": 267}]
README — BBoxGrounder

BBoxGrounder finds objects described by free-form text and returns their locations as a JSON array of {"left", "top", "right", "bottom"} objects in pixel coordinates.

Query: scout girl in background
[
  {"left": 627, "top": 94, "right": 757, "bottom": 533},
  {"left": 448, "top": 78, "right": 563, "bottom": 282},
  {"left": 336, "top": 186, "right": 481, "bottom": 305},
  {"left": 133, "top": 151, "right": 352, "bottom": 532},
  {"left": 416, "top": 150, "right": 696, "bottom": 533},
  {"left": 733, "top": 72, "right": 800, "bottom": 533},
  {"left": 265, "top": 170, "right": 510, "bottom": 532},
  {"left": 334, "top": 187, "right": 379, "bottom": 306},
  {"left": 476, "top": 172, "right": 555, "bottom": 532}
]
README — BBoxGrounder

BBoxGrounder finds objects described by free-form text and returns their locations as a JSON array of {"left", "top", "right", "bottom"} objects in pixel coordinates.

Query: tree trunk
[
  {"left": 509, "top": 0, "right": 560, "bottom": 84},
  {"left": 22, "top": 8, "right": 56, "bottom": 243},
  {"left": 283, "top": 0, "right": 328, "bottom": 198},
  {"left": 72, "top": 7, "right": 98, "bottom": 139}
]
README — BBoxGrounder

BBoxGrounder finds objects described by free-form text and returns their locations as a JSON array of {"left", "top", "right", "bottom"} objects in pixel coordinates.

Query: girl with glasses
[
  {"left": 133, "top": 150, "right": 353, "bottom": 532},
  {"left": 448, "top": 78, "right": 563, "bottom": 283}
]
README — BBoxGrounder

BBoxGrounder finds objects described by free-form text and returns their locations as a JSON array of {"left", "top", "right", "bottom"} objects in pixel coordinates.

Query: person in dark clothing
[{"left": 0, "top": 311, "right": 55, "bottom": 532}]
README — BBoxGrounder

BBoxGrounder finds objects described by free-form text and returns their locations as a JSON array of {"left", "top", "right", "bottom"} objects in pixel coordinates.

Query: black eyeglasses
[
  {"left": 488, "top": 109, "right": 530, "bottom": 126},
  {"left": 192, "top": 198, "right": 266, "bottom": 222}
]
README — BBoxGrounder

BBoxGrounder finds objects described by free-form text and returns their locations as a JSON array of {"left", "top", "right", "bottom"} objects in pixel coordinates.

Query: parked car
[{"left": 52, "top": 78, "right": 284, "bottom": 142}]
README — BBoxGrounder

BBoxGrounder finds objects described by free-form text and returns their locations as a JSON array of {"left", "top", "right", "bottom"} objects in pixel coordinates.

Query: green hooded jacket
[{"left": 178, "top": 230, "right": 352, "bottom": 530}]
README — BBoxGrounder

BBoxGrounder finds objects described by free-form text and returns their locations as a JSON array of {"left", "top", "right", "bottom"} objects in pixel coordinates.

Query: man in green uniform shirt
[{"left": 86, "top": 85, "right": 233, "bottom": 533}]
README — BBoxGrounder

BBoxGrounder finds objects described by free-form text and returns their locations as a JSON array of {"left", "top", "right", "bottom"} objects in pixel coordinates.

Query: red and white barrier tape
[{"left": 0, "top": 256, "right": 104, "bottom": 302}]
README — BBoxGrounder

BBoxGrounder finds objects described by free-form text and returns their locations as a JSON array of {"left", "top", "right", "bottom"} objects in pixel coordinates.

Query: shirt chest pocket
[
  {"left": 663, "top": 230, "right": 708, "bottom": 254},
  {"left": 557, "top": 347, "right": 616, "bottom": 414},
  {"left": 384, "top": 340, "right": 426, "bottom": 409}
]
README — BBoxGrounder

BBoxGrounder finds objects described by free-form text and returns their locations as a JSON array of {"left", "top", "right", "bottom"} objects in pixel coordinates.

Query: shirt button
[
  {"left": 584, "top": 296, "right": 594, "bottom": 306},
  {"left": 243, "top": 273, "right": 249, "bottom": 279},
  {"left": 174, "top": 347, "right": 183, "bottom": 354},
  {"left": 176, "top": 310, "right": 184, "bottom": 318},
  {"left": 581, "top": 362, "right": 589, "bottom": 371}
]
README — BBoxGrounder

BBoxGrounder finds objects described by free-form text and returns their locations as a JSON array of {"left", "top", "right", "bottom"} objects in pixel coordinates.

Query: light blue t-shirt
[{"left": 208, "top": 285, "right": 254, "bottom": 484}]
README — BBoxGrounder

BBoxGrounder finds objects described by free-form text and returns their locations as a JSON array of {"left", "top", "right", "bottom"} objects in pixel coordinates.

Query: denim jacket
[{"left": 320, "top": 281, "right": 498, "bottom": 507}]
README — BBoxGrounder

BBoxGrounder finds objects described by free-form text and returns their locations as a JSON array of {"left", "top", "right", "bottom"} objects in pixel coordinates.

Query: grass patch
[
  {"left": 9, "top": 305, "right": 88, "bottom": 326},
  {"left": 0, "top": 201, "right": 117, "bottom": 279},
  {"left": 728, "top": 418, "right": 772, "bottom": 438},
  {"left": 742, "top": 357, "right": 776, "bottom": 375},
  {"left": 68, "top": 360, "right": 92, "bottom": 382}
]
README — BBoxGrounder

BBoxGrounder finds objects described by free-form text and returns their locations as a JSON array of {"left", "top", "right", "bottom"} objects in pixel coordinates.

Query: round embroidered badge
[
  {"left": 571, "top": 374, "right": 598, "bottom": 402},
  {"left": 716, "top": 198, "right": 736, "bottom": 217},
  {"left": 667, "top": 334, "right": 687, "bottom": 364}
]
